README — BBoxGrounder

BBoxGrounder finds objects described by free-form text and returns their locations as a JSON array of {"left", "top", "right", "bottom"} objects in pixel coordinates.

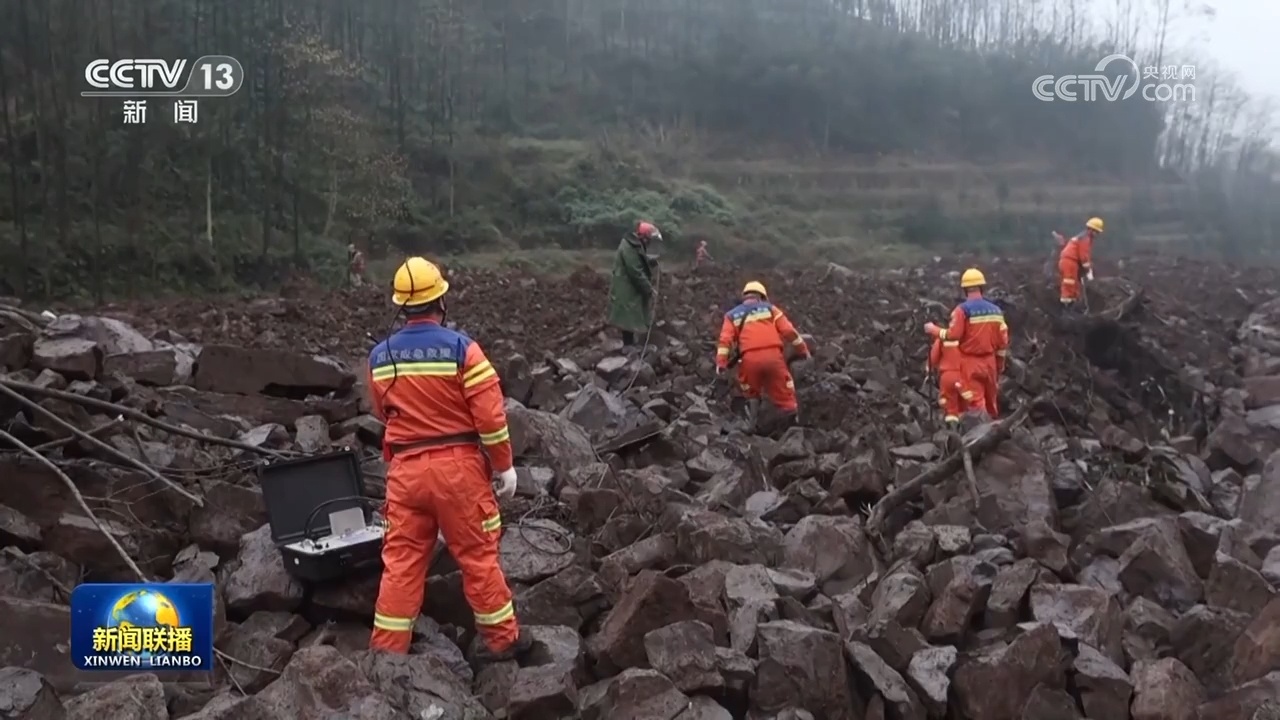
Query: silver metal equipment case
[{"left": 257, "top": 448, "right": 384, "bottom": 582}]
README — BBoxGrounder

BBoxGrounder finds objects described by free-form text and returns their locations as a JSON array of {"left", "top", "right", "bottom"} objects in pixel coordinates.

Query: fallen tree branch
[
  {"left": 0, "top": 379, "right": 286, "bottom": 458},
  {"left": 1, "top": 547, "right": 72, "bottom": 598},
  {"left": 32, "top": 416, "right": 124, "bottom": 452},
  {"left": 866, "top": 394, "right": 1045, "bottom": 536},
  {"left": 0, "top": 303, "right": 49, "bottom": 328},
  {"left": 0, "top": 428, "right": 148, "bottom": 582},
  {"left": 215, "top": 647, "right": 281, "bottom": 677},
  {"left": 0, "top": 382, "right": 205, "bottom": 507},
  {"left": 551, "top": 322, "right": 607, "bottom": 349},
  {"left": 0, "top": 425, "right": 276, "bottom": 693}
]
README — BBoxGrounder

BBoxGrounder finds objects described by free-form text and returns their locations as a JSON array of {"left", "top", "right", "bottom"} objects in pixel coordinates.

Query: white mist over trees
[{"left": 0, "top": 0, "right": 1275, "bottom": 299}]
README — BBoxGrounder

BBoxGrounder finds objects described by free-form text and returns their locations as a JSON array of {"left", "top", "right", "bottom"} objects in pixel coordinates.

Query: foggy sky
[{"left": 1179, "top": 0, "right": 1278, "bottom": 111}]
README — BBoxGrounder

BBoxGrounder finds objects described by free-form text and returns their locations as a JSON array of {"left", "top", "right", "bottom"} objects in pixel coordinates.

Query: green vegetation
[{"left": 0, "top": 0, "right": 1275, "bottom": 299}]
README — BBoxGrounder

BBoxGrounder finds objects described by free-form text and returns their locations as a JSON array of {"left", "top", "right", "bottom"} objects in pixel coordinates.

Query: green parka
[{"left": 607, "top": 235, "right": 655, "bottom": 333}]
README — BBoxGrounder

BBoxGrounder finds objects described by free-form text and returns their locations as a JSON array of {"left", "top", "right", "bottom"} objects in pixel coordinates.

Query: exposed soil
[{"left": 86, "top": 252, "right": 1278, "bottom": 442}]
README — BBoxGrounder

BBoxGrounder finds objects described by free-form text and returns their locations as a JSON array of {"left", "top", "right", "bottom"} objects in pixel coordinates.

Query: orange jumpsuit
[
  {"left": 1058, "top": 231, "right": 1093, "bottom": 303},
  {"left": 928, "top": 336, "right": 970, "bottom": 422},
  {"left": 366, "top": 317, "right": 518, "bottom": 654},
  {"left": 715, "top": 299, "right": 809, "bottom": 412},
  {"left": 938, "top": 296, "right": 1009, "bottom": 418}
]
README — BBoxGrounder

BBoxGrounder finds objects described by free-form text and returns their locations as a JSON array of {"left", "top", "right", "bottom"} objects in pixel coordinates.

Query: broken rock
[
  {"left": 222, "top": 524, "right": 304, "bottom": 613},
  {"left": 952, "top": 623, "right": 1064, "bottom": 720},
  {"left": 1130, "top": 657, "right": 1203, "bottom": 720},
  {"left": 588, "top": 570, "right": 699, "bottom": 675},
  {"left": 63, "top": 674, "right": 167, "bottom": 720},
  {"left": 0, "top": 667, "right": 64, "bottom": 719},
  {"left": 1071, "top": 643, "right": 1132, "bottom": 720},
  {"left": 580, "top": 668, "right": 691, "bottom": 720},
  {"left": 906, "top": 645, "right": 956, "bottom": 717},
  {"left": 752, "top": 620, "right": 863, "bottom": 719},
  {"left": 845, "top": 641, "right": 925, "bottom": 720},
  {"left": 644, "top": 620, "right": 722, "bottom": 693},
  {"left": 194, "top": 345, "right": 354, "bottom": 396},
  {"left": 779, "top": 515, "right": 878, "bottom": 593}
]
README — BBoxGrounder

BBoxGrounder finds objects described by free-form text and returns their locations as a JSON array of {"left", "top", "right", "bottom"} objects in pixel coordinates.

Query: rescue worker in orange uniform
[
  {"left": 927, "top": 332, "right": 969, "bottom": 426},
  {"left": 924, "top": 268, "right": 1009, "bottom": 419},
  {"left": 366, "top": 256, "right": 529, "bottom": 662},
  {"left": 1056, "top": 216, "right": 1103, "bottom": 308},
  {"left": 715, "top": 281, "right": 810, "bottom": 422}
]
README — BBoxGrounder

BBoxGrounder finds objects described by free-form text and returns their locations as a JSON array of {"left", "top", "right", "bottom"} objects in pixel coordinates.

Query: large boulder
[{"left": 194, "top": 345, "right": 354, "bottom": 396}]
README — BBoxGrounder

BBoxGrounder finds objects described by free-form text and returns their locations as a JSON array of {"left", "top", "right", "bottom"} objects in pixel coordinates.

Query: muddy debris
[{"left": 2, "top": 255, "right": 1280, "bottom": 717}]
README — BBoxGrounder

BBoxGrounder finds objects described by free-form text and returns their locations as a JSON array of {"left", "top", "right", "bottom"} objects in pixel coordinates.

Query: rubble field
[{"left": 2, "top": 253, "right": 1280, "bottom": 719}]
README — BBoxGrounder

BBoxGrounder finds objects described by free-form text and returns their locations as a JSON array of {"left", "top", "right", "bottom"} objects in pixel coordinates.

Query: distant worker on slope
[
  {"left": 924, "top": 268, "right": 1008, "bottom": 420},
  {"left": 366, "top": 257, "right": 529, "bottom": 663},
  {"left": 694, "top": 240, "right": 713, "bottom": 269},
  {"left": 347, "top": 243, "right": 366, "bottom": 287},
  {"left": 716, "top": 281, "right": 810, "bottom": 427},
  {"left": 1054, "top": 216, "right": 1103, "bottom": 309},
  {"left": 927, "top": 327, "right": 970, "bottom": 427},
  {"left": 608, "top": 221, "right": 662, "bottom": 347}
]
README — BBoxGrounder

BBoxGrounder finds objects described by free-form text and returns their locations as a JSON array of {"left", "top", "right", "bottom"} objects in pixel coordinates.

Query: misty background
[{"left": 0, "top": 0, "right": 1276, "bottom": 300}]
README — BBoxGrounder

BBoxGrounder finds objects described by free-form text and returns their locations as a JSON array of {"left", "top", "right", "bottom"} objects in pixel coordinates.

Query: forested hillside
[{"left": 0, "top": 0, "right": 1277, "bottom": 298}]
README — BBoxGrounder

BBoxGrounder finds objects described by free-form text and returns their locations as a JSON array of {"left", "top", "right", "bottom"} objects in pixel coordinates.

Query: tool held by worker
[{"left": 1055, "top": 216, "right": 1103, "bottom": 312}]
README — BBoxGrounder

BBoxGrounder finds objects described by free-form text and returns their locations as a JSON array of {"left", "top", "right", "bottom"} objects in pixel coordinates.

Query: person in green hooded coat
[{"left": 608, "top": 221, "right": 662, "bottom": 346}]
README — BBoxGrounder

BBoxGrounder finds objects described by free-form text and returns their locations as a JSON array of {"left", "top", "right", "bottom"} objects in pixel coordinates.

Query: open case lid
[{"left": 256, "top": 448, "right": 372, "bottom": 545}]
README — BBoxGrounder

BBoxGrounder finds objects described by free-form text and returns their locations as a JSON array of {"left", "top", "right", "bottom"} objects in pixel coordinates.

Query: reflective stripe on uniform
[
  {"left": 944, "top": 415, "right": 959, "bottom": 422},
  {"left": 479, "top": 426, "right": 510, "bottom": 445},
  {"left": 463, "top": 360, "right": 497, "bottom": 388},
  {"left": 942, "top": 340, "right": 959, "bottom": 347},
  {"left": 969, "top": 316, "right": 1004, "bottom": 325},
  {"left": 371, "top": 361, "right": 456, "bottom": 381},
  {"left": 1062, "top": 278, "right": 1076, "bottom": 284},
  {"left": 736, "top": 308, "right": 773, "bottom": 325},
  {"left": 716, "top": 347, "right": 730, "bottom": 356},
  {"left": 474, "top": 600, "right": 515, "bottom": 626},
  {"left": 481, "top": 513, "right": 502, "bottom": 532},
  {"left": 373, "top": 613, "right": 415, "bottom": 632}
]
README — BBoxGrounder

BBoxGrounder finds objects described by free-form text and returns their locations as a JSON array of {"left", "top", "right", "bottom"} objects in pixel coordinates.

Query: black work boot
[
  {"left": 959, "top": 410, "right": 990, "bottom": 435},
  {"left": 473, "top": 630, "right": 533, "bottom": 664},
  {"left": 943, "top": 420, "right": 961, "bottom": 453}
]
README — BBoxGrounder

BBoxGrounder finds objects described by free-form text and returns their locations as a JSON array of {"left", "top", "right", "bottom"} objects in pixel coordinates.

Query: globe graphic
[{"left": 107, "top": 590, "right": 181, "bottom": 660}]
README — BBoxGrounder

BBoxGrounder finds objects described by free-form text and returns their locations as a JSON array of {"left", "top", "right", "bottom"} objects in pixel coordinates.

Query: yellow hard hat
[
  {"left": 1086, "top": 217, "right": 1104, "bottom": 233},
  {"left": 391, "top": 257, "right": 449, "bottom": 306},
  {"left": 960, "top": 268, "right": 986, "bottom": 288},
  {"left": 742, "top": 281, "right": 768, "bottom": 298}
]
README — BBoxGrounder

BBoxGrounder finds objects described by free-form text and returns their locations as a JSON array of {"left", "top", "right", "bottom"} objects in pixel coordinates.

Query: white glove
[
  {"left": 494, "top": 468, "right": 518, "bottom": 500},
  {"left": 1086, "top": 270, "right": 1094, "bottom": 281}
]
